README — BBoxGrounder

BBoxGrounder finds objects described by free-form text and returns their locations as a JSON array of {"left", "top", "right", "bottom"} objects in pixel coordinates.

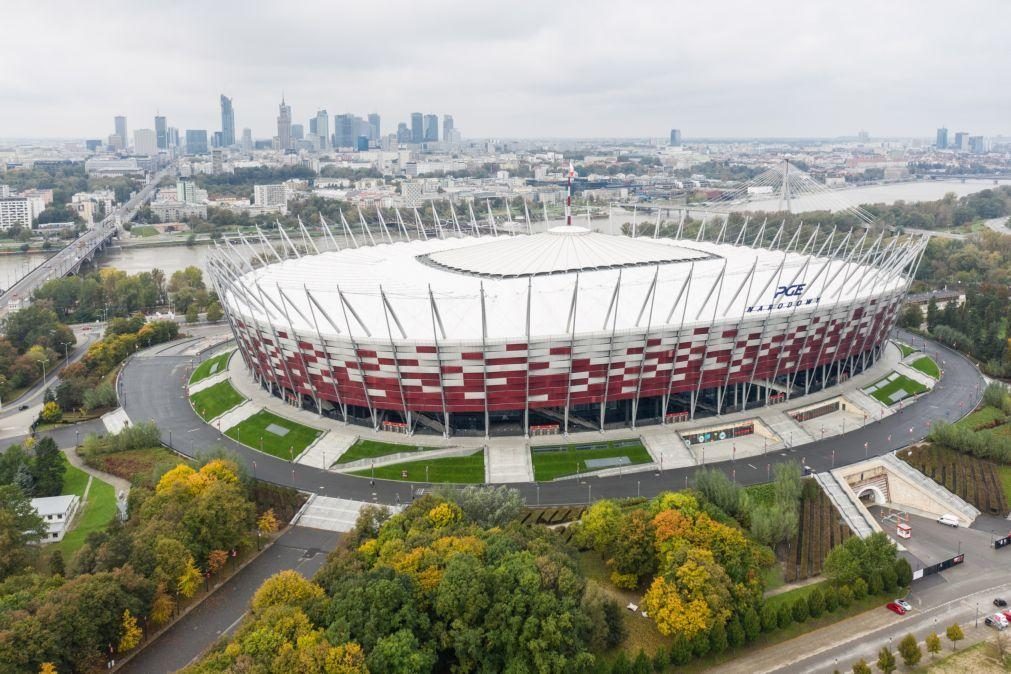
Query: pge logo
[{"left": 774, "top": 283, "right": 807, "bottom": 299}]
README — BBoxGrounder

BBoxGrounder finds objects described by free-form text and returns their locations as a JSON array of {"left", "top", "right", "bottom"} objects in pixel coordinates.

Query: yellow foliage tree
[
  {"left": 257, "top": 508, "right": 279, "bottom": 535},
  {"left": 118, "top": 609, "right": 143, "bottom": 652},
  {"left": 177, "top": 556, "right": 202, "bottom": 599},
  {"left": 426, "top": 502, "right": 462, "bottom": 528},
  {"left": 251, "top": 569, "right": 324, "bottom": 613},
  {"left": 150, "top": 583, "right": 176, "bottom": 626},
  {"left": 156, "top": 464, "right": 198, "bottom": 494},
  {"left": 39, "top": 664, "right": 57, "bottom": 674},
  {"left": 642, "top": 576, "right": 711, "bottom": 640},
  {"left": 199, "top": 459, "right": 239, "bottom": 484},
  {"left": 324, "top": 641, "right": 368, "bottom": 673}
]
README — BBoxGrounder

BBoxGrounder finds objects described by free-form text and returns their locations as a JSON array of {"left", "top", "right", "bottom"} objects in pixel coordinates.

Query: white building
[
  {"left": 253, "top": 184, "right": 288, "bottom": 212},
  {"left": 151, "top": 201, "right": 208, "bottom": 221},
  {"left": 176, "top": 179, "right": 207, "bottom": 204},
  {"left": 134, "top": 129, "right": 158, "bottom": 156},
  {"left": 0, "top": 197, "right": 32, "bottom": 229},
  {"left": 31, "top": 494, "right": 80, "bottom": 543}
]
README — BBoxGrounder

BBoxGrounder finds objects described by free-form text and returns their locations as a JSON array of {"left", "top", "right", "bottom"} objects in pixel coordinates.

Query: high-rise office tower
[
  {"left": 397, "top": 123, "right": 411, "bottom": 144},
  {"left": 155, "top": 115, "right": 167, "bottom": 149},
  {"left": 167, "top": 127, "right": 180, "bottom": 148},
  {"left": 443, "top": 115, "right": 454, "bottom": 140},
  {"left": 954, "top": 132, "right": 969, "bottom": 151},
  {"left": 424, "top": 114, "right": 438, "bottom": 142},
  {"left": 334, "top": 114, "right": 356, "bottom": 148},
  {"left": 291, "top": 124, "right": 304, "bottom": 141},
  {"left": 220, "top": 95, "right": 235, "bottom": 146},
  {"left": 411, "top": 112, "right": 423, "bottom": 142},
  {"left": 669, "top": 129, "right": 682, "bottom": 146},
  {"left": 367, "top": 113, "right": 381, "bottom": 141},
  {"left": 185, "top": 129, "right": 209, "bottom": 155},
  {"left": 241, "top": 128, "right": 253, "bottom": 152},
  {"left": 936, "top": 127, "right": 948, "bottom": 149},
  {"left": 134, "top": 129, "right": 157, "bottom": 155},
  {"left": 276, "top": 96, "right": 292, "bottom": 151},
  {"left": 315, "top": 109, "right": 329, "bottom": 149},
  {"left": 114, "top": 116, "right": 128, "bottom": 149}
]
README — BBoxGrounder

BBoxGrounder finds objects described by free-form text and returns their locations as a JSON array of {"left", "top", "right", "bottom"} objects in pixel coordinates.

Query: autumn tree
[
  {"left": 177, "top": 556, "right": 202, "bottom": 599},
  {"left": 257, "top": 509, "right": 279, "bottom": 536},
  {"left": 898, "top": 633, "right": 921, "bottom": 667},
  {"left": 251, "top": 570, "right": 324, "bottom": 613},
  {"left": 851, "top": 658, "right": 871, "bottom": 674},
  {"left": 118, "top": 609, "right": 142, "bottom": 652},
  {"left": 925, "top": 631, "right": 941, "bottom": 658},
  {"left": 876, "top": 645, "right": 896, "bottom": 674},
  {"left": 946, "top": 623, "right": 964, "bottom": 650}
]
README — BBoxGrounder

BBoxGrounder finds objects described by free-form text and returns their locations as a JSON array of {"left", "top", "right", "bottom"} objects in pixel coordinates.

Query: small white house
[{"left": 31, "top": 495, "right": 80, "bottom": 543}]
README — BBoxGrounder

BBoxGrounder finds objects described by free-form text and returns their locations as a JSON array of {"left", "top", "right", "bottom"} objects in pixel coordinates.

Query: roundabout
[{"left": 120, "top": 326, "right": 985, "bottom": 506}]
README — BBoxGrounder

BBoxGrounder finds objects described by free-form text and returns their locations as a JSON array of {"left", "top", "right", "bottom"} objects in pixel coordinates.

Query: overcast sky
[{"left": 2, "top": 1, "right": 1009, "bottom": 140}]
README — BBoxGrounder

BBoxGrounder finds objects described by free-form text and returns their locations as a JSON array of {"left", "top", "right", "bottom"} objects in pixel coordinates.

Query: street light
[{"left": 40, "top": 358, "right": 49, "bottom": 387}]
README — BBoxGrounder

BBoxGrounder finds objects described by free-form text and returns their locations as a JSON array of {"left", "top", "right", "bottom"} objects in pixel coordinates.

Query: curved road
[{"left": 120, "top": 329, "right": 985, "bottom": 505}]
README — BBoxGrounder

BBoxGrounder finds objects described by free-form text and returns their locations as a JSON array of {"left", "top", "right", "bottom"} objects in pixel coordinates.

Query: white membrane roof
[
  {"left": 225, "top": 230, "right": 908, "bottom": 343},
  {"left": 421, "top": 225, "right": 711, "bottom": 277}
]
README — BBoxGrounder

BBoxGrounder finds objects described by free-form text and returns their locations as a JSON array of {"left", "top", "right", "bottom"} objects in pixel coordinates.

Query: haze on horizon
[{"left": 2, "top": 0, "right": 1009, "bottom": 141}]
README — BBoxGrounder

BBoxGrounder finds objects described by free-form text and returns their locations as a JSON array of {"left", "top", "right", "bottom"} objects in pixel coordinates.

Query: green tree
[
  {"left": 727, "top": 615, "right": 745, "bottom": 648},
  {"left": 791, "top": 596, "right": 809, "bottom": 623},
  {"left": 894, "top": 558, "right": 912, "bottom": 588},
  {"left": 777, "top": 603, "right": 793, "bottom": 629},
  {"left": 807, "top": 588, "right": 825, "bottom": 617},
  {"left": 946, "top": 623, "right": 964, "bottom": 650},
  {"left": 761, "top": 603, "right": 778, "bottom": 632},
  {"left": 0, "top": 485, "right": 47, "bottom": 578},
  {"left": 925, "top": 631, "right": 941, "bottom": 658},
  {"left": 366, "top": 629, "right": 437, "bottom": 674},
  {"left": 898, "top": 304, "right": 923, "bottom": 329},
  {"left": 898, "top": 633, "right": 921, "bottom": 667},
  {"left": 851, "top": 658, "right": 871, "bottom": 674},
  {"left": 876, "top": 646, "right": 896, "bottom": 674},
  {"left": 743, "top": 606, "right": 761, "bottom": 641},
  {"left": 709, "top": 620, "right": 728, "bottom": 654},
  {"left": 30, "top": 437, "right": 64, "bottom": 496},
  {"left": 205, "top": 302, "right": 223, "bottom": 322},
  {"left": 185, "top": 305, "right": 199, "bottom": 323},
  {"left": 838, "top": 584, "right": 854, "bottom": 607},
  {"left": 852, "top": 578, "right": 868, "bottom": 599},
  {"left": 49, "top": 549, "right": 65, "bottom": 576},
  {"left": 823, "top": 585, "right": 839, "bottom": 612}
]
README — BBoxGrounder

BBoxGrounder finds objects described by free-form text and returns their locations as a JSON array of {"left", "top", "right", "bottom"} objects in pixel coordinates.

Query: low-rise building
[
  {"left": 31, "top": 494, "right": 80, "bottom": 543},
  {"left": 150, "top": 201, "right": 208, "bottom": 221},
  {"left": 0, "top": 197, "right": 32, "bottom": 229}
]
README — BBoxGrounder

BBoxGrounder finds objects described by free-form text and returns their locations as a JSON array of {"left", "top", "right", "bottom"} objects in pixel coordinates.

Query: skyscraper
[
  {"left": 276, "top": 96, "right": 292, "bottom": 151},
  {"left": 935, "top": 127, "right": 948, "bottom": 149},
  {"left": 220, "top": 94, "right": 235, "bottom": 146},
  {"left": 669, "top": 129, "right": 682, "bottom": 146},
  {"left": 167, "top": 127, "right": 180, "bottom": 148},
  {"left": 291, "top": 124, "right": 304, "bottom": 141},
  {"left": 185, "top": 129, "right": 208, "bottom": 155},
  {"left": 411, "top": 112, "right": 423, "bottom": 143},
  {"left": 114, "top": 116, "right": 128, "bottom": 149},
  {"left": 443, "top": 115, "right": 454, "bottom": 141},
  {"left": 241, "top": 128, "right": 253, "bottom": 152},
  {"left": 315, "top": 109, "right": 329, "bottom": 150},
  {"left": 334, "top": 114, "right": 356, "bottom": 148},
  {"left": 424, "top": 114, "right": 438, "bottom": 142},
  {"left": 368, "top": 113, "right": 381, "bottom": 141},
  {"left": 134, "top": 129, "right": 157, "bottom": 155},
  {"left": 954, "top": 132, "right": 969, "bottom": 151},
  {"left": 155, "top": 115, "right": 167, "bottom": 150},
  {"left": 397, "top": 123, "right": 411, "bottom": 144}
]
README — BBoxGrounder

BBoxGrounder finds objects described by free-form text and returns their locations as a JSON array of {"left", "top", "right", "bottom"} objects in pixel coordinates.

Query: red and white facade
[{"left": 210, "top": 222, "right": 925, "bottom": 437}]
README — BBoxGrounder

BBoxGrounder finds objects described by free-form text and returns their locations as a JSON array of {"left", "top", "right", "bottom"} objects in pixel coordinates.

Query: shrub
[
  {"left": 807, "top": 588, "right": 825, "bottom": 618},
  {"left": 880, "top": 566, "right": 898, "bottom": 593},
  {"left": 743, "top": 607, "right": 761, "bottom": 641},
  {"left": 868, "top": 573, "right": 884, "bottom": 596},
  {"left": 792, "top": 596, "right": 809, "bottom": 623},
  {"left": 777, "top": 603, "right": 793, "bottom": 629},
  {"left": 83, "top": 382, "right": 118, "bottom": 412},
  {"left": 894, "top": 558, "right": 913, "bottom": 588},
  {"left": 824, "top": 585, "right": 839, "bottom": 612},
  {"left": 761, "top": 603, "right": 779, "bottom": 632},
  {"left": 727, "top": 616, "right": 744, "bottom": 648},
  {"left": 852, "top": 577, "right": 868, "bottom": 599},
  {"left": 838, "top": 584, "right": 854, "bottom": 607},
  {"left": 709, "top": 621, "right": 728, "bottom": 654}
]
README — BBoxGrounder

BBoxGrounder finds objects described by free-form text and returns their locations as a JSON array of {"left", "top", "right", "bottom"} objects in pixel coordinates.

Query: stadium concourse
[{"left": 208, "top": 219, "right": 926, "bottom": 440}]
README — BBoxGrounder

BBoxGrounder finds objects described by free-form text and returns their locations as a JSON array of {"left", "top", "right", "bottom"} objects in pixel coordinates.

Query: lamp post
[{"left": 40, "top": 358, "right": 48, "bottom": 388}]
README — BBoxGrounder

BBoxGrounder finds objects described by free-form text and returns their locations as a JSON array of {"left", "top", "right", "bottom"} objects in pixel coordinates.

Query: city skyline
[{"left": 2, "top": 1, "right": 1011, "bottom": 140}]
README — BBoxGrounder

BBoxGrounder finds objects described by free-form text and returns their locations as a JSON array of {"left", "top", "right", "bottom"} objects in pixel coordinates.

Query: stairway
[
  {"left": 814, "top": 472, "right": 878, "bottom": 539},
  {"left": 880, "top": 453, "right": 980, "bottom": 523}
]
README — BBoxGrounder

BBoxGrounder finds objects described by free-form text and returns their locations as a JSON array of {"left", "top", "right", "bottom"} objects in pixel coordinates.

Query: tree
[
  {"left": 49, "top": 549, "right": 65, "bottom": 576},
  {"left": 777, "top": 603, "right": 793, "bottom": 629},
  {"left": 118, "top": 608, "right": 142, "bottom": 652},
  {"left": 39, "top": 664, "right": 58, "bottom": 674},
  {"left": 898, "top": 304, "right": 924, "bottom": 329},
  {"left": 894, "top": 558, "right": 912, "bottom": 588},
  {"left": 898, "top": 633, "right": 921, "bottom": 667},
  {"left": 251, "top": 569, "right": 324, "bottom": 613},
  {"left": 366, "top": 628, "right": 437, "bottom": 674},
  {"left": 807, "top": 588, "right": 825, "bottom": 618},
  {"left": 925, "top": 631, "right": 941, "bottom": 658},
  {"left": 761, "top": 603, "right": 778, "bottom": 632},
  {"left": 742, "top": 607, "right": 761, "bottom": 641},
  {"left": 945, "top": 623, "right": 964, "bottom": 650},
  {"left": 876, "top": 646, "right": 896, "bottom": 674},
  {"left": 206, "top": 549, "right": 229, "bottom": 575},
  {"left": 30, "top": 437, "right": 65, "bottom": 496},
  {"left": 851, "top": 658, "right": 871, "bottom": 674},
  {"left": 852, "top": 578, "right": 868, "bottom": 599},
  {"left": 205, "top": 302, "right": 223, "bottom": 322},
  {"left": 0, "top": 484, "right": 47, "bottom": 578},
  {"left": 177, "top": 556, "right": 202, "bottom": 598},
  {"left": 185, "top": 304, "right": 199, "bottom": 323},
  {"left": 791, "top": 596, "right": 809, "bottom": 623},
  {"left": 149, "top": 583, "right": 176, "bottom": 627},
  {"left": 39, "top": 401, "right": 62, "bottom": 424},
  {"left": 257, "top": 508, "right": 279, "bottom": 536}
]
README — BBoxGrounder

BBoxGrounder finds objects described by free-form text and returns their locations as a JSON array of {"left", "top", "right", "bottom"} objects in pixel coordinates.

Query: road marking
[{"left": 747, "top": 463, "right": 758, "bottom": 470}]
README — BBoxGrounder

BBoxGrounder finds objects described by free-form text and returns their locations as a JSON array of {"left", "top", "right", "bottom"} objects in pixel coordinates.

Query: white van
[{"left": 937, "top": 514, "right": 960, "bottom": 528}]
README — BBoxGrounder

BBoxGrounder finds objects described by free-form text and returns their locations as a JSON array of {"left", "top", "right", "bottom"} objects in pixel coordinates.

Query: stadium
[{"left": 208, "top": 207, "right": 926, "bottom": 438}]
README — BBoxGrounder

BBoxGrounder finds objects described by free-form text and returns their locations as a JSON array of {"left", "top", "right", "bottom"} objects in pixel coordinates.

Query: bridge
[{"left": 0, "top": 165, "right": 174, "bottom": 318}]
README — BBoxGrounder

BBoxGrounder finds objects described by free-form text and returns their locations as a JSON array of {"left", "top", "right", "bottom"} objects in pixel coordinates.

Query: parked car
[
  {"left": 886, "top": 602, "right": 906, "bottom": 615},
  {"left": 987, "top": 613, "right": 1009, "bottom": 630},
  {"left": 996, "top": 598, "right": 1009, "bottom": 608},
  {"left": 937, "top": 513, "right": 960, "bottom": 527},
  {"left": 1000, "top": 609, "right": 1011, "bottom": 623},
  {"left": 894, "top": 599, "right": 912, "bottom": 612}
]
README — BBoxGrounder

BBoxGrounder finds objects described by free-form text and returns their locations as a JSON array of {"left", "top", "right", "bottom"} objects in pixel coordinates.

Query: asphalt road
[
  {"left": 118, "top": 526, "right": 340, "bottom": 674},
  {"left": 120, "top": 328, "right": 985, "bottom": 506}
]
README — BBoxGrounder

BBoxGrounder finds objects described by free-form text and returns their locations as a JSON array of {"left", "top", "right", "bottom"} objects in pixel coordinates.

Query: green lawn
[
  {"left": 955, "top": 405, "right": 1007, "bottom": 431},
  {"left": 130, "top": 225, "right": 159, "bottom": 237},
  {"left": 225, "top": 410, "right": 323, "bottom": 460},
  {"left": 56, "top": 464, "right": 118, "bottom": 557},
  {"left": 910, "top": 355, "right": 941, "bottom": 379},
  {"left": 190, "top": 380, "right": 246, "bottom": 421},
  {"left": 865, "top": 372, "right": 928, "bottom": 405},
  {"left": 351, "top": 451, "right": 485, "bottom": 484},
  {"left": 530, "top": 441, "right": 652, "bottom": 481},
  {"left": 896, "top": 342, "right": 917, "bottom": 358},
  {"left": 190, "top": 350, "right": 234, "bottom": 384},
  {"left": 336, "top": 439, "right": 437, "bottom": 464},
  {"left": 763, "top": 579, "right": 829, "bottom": 610}
]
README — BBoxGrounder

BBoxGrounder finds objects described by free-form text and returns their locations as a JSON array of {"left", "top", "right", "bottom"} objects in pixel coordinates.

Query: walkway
[{"left": 63, "top": 445, "right": 131, "bottom": 500}]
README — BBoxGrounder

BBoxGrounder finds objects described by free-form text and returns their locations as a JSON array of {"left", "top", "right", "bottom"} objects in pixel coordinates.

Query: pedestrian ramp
[
  {"left": 813, "top": 471, "right": 879, "bottom": 539},
  {"left": 878, "top": 453, "right": 980, "bottom": 524},
  {"left": 293, "top": 495, "right": 402, "bottom": 532}
]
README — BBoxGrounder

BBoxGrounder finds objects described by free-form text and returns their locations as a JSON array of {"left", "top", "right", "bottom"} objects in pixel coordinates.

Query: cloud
[{"left": 1, "top": 0, "right": 1009, "bottom": 139}]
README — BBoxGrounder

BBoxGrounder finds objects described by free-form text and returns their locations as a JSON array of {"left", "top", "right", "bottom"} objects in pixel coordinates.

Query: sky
[{"left": 2, "top": 0, "right": 1010, "bottom": 141}]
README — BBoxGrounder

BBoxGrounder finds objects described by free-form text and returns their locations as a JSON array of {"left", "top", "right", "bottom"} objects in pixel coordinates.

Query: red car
[
  {"left": 886, "top": 602, "right": 907, "bottom": 615},
  {"left": 1001, "top": 609, "right": 1011, "bottom": 622}
]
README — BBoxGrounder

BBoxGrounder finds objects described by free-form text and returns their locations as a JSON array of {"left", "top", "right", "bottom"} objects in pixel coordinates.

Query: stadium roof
[
  {"left": 421, "top": 225, "right": 711, "bottom": 278},
  {"left": 218, "top": 229, "right": 916, "bottom": 343}
]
